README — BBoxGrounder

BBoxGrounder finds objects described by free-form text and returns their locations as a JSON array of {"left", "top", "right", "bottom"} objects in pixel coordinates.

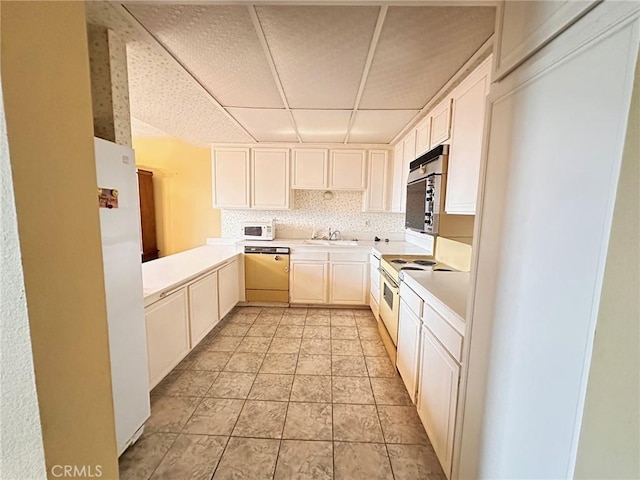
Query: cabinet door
[
  {"left": 417, "top": 327, "right": 460, "bottom": 478},
  {"left": 292, "top": 149, "right": 328, "bottom": 189},
  {"left": 398, "top": 131, "right": 416, "bottom": 213},
  {"left": 212, "top": 149, "right": 250, "bottom": 208},
  {"left": 290, "top": 262, "right": 328, "bottom": 304},
  {"left": 397, "top": 300, "right": 422, "bottom": 403},
  {"left": 415, "top": 117, "right": 431, "bottom": 157},
  {"left": 218, "top": 260, "right": 240, "bottom": 319},
  {"left": 145, "top": 289, "right": 190, "bottom": 390},
  {"left": 329, "top": 150, "right": 366, "bottom": 190},
  {"left": 429, "top": 99, "right": 453, "bottom": 149},
  {"left": 445, "top": 59, "right": 491, "bottom": 215},
  {"left": 363, "top": 150, "right": 389, "bottom": 212},
  {"left": 329, "top": 262, "right": 369, "bottom": 305},
  {"left": 390, "top": 141, "right": 405, "bottom": 213},
  {"left": 252, "top": 149, "right": 290, "bottom": 209},
  {"left": 188, "top": 271, "right": 219, "bottom": 348}
]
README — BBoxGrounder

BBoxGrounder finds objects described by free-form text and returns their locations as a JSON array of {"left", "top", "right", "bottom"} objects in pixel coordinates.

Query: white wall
[
  {"left": 458, "top": 4, "right": 639, "bottom": 479},
  {"left": 0, "top": 74, "right": 47, "bottom": 480},
  {"left": 573, "top": 54, "right": 640, "bottom": 480},
  {"left": 221, "top": 190, "right": 404, "bottom": 238}
]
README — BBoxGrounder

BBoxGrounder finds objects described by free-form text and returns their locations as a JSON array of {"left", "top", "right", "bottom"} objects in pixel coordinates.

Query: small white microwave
[{"left": 242, "top": 221, "right": 275, "bottom": 241}]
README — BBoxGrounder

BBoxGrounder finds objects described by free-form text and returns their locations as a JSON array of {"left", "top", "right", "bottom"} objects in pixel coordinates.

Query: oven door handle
[{"left": 378, "top": 267, "right": 399, "bottom": 290}]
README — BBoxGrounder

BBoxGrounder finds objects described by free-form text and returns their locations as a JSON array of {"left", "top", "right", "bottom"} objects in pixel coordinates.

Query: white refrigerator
[{"left": 94, "top": 137, "right": 150, "bottom": 455}]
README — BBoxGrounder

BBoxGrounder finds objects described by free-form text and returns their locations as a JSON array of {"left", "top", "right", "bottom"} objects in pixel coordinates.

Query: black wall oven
[{"left": 405, "top": 145, "right": 448, "bottom": 235}]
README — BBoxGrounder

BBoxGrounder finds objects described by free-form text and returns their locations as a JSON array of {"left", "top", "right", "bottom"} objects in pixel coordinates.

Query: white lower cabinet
[
  {"left": 329, "top": 262, "right": 369, "bottom": 305},
  {"left": 218, "top": 259, "right": 240, "bottom": 319},
  {"left": 188, "top": 271, "right": 219, "bottom": 347},
  {"left": 417, "top": 326, "right": 460, "bottom": 478},
  {"left": 397, "top": 300, "right": 422, "bottom": 403},
  {"left": 145, "top": 256, "right": 241, "bottom": 390},
  {"left": 145, "top": 288, "right": 190, "bottom": 390},
  {"left": 290, "top": 262, "right": 329, "bottom": 304}
]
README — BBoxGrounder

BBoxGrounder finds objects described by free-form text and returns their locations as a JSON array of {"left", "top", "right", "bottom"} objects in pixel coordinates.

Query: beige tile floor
[{"left": 120, "top": 306, "right": 445, "bottom": 480}]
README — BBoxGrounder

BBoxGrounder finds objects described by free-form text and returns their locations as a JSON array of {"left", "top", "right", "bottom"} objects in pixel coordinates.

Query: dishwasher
[{"left": 244, "top": 246, "right": 290, "bottom": 303}]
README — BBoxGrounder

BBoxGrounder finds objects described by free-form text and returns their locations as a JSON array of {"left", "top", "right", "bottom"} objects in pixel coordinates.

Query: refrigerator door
[{"left": 94, "top": 137, "right": 150, "bottom": 455}]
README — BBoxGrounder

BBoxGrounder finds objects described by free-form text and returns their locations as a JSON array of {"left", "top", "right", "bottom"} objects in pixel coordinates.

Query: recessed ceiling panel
[
  {"left": 359, "top": 6, "right": 495, "bottom": 109},
  {"left": 292, "top": 110, "right": 352, "bottom": 143},
  {"left": 227, "top": 108, "right": 298, "bottom": 142},
  {"left": 125, "top": 4, "right": 284, "bottom": 108},
  {"left": 348, "top": 110, "right": 420, "bottom": 144},
  {"left": 127, "top": 42, "right": 254, "bottom": 145},
  {"left": 255, "top": 6, "right": 379, "bottom": 109}
]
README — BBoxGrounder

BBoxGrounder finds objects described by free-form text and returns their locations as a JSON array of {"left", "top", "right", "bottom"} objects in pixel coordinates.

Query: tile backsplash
[{"left": 221, "top": 190, "right": 405, "bottom": 238}]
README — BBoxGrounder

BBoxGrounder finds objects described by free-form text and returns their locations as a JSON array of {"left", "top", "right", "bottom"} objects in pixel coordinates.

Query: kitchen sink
[{"left": 301, "top": 239, "right": 359, "bottom": 246}]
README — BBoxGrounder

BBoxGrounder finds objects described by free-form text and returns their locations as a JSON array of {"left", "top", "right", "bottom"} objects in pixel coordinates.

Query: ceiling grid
[{"left": 88, "top": 2, "right": 495, "bottom": 145}]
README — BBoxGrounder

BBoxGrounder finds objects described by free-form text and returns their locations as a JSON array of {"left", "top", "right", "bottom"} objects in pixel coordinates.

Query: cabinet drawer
[
  {"left": 400, "top": 282, "right": 423, "bottom": 318},
  {"left": 291, "top": 251, "right": 329, "bottom": 261},
  {"left": 330, "top": 251, "right": 369, "bottom": 263},
  {"left": 369, "top": 254, "right": 381, "bottom": 269},
  {"left": 422, "top": 304, "right": 463, "bottom": 362}
]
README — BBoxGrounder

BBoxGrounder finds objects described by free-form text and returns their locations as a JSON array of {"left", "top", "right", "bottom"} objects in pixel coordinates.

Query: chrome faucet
[{"left": 328, "top": 228, "right": 342, "bottom": 241}]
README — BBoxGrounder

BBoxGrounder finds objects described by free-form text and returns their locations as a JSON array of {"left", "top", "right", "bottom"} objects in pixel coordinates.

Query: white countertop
[
  {"left": 143, "top": 240, "right": 432, "bottom": 306},
  {"left": 401, "top": 270, "right": 470, "bottom": 331},
  {"left": 235, "top": 239, "right": 430, "bottom": 256},
  {"left": 142, "top": 246, "right": 239, "bottom": 305}
]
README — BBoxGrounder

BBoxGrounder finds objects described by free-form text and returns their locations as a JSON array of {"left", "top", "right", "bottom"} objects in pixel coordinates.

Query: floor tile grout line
[{"left": 211, "top": 307, "right": 265, "bottom": 480}]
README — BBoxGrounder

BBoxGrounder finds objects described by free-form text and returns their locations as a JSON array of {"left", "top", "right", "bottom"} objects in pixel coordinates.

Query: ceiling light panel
[
  {"left": 255, "top": 6, "right": 379, "bottom": 109},
  {"left": 127, "top": 42, "right": 254, "bottom": 145},
  {"left": 226, "top": 108, "right": 298, "bottom": 142},
  {"left": 125, "top": 4, "right": 284, "bottom": 108},
  {"left": 359, "top": 6, "right": 495, "bottom": 110},
  {"left": 349, "top": 110, "right": 420, "bottom": 144},
  {"left": 291, "top": 110, "right": 352, "bottom": 143}
]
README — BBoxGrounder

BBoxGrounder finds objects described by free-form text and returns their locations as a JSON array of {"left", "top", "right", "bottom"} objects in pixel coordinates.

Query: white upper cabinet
[
  {"left": 363, "top": 150, "right": 389, "bottom": 213},
  {"left": 251, "top": 149, "right": 290, "bottom": 210},
  {"left": 494, "top": 0, "right": 597, "bottom": 80},
  {"left": 429, "top": 98, "right": 453, "bottom": 149},
  {"left": 212, "top": 148, "right": 250, "bottom": 208},
  {"left": 390, "top": 141, "right": 405, "bottom": 213},
  {"left": 291, "top": 149, "right": 328, "bottom": 189},
  {"left": 329, "top": 150, "right": 366, "bottom": 190},
  {"left": 446, "top": 57, "right": 492, "bottom": 215},
  {"left": 415, "top": 116, "right": 431, "bottom": 157}
]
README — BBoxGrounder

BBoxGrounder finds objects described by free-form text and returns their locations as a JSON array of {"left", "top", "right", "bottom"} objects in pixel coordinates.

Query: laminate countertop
[
  {"left": 401, "top": 270, "right": 470, "bottom": 332},
  {"left": 142, "top": 246, "right": 239, "bottom": 306}
]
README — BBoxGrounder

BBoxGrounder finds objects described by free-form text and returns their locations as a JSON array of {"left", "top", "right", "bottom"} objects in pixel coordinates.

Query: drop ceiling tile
[
  {"left": 255, "top": 6, "right": 380, "bottom": 109},
  {"left": 292, "top": 110, "right": 352, "bottom": 143},
  {"left": 348, "top": 110, "right": 419, "bottom": 144},
  {"left": 125, "top": 4, "right": 284, "bottom": 108},
  {"left": 359, "top": 6, "right": 495, "bottom": 109},
  {"left": 227, "top": 108, "right": 298, "bottom": 142},
  {"left": 127, "top": 42, "right": 254, "bottom": 145},
  {"left": 131, "top": 117, "right": 170, "bottom": 137}
]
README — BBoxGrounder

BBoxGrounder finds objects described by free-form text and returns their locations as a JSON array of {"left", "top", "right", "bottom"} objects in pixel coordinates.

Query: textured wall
[
  {"left": 87, "top": 22, "right": 132, "bottom": 146},
  {"left": 1, "top": 2, "right": 118, "bottom": 476},
  {"left": 221, "top": 190, "right": 405, "bottom": 238},
  {"left": 0, "top": 67, "right": 47, "bottom": 480},
  {"left": 134, "top": 136, "right": 222, "bottom": 256}
]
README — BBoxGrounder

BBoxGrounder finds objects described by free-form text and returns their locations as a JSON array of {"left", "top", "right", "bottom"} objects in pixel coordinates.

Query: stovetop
[{"left": 380, "top": 254, "right": 456, "bottom": 281}]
